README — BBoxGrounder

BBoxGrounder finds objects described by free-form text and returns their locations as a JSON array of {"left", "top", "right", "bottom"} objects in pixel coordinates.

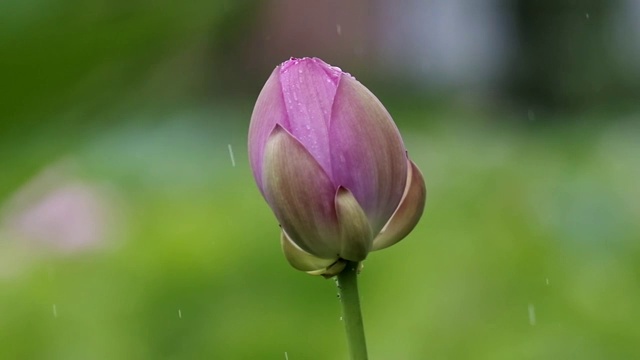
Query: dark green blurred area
[{"left": 1, "top": 1, "right": 639, "bottom": 359}]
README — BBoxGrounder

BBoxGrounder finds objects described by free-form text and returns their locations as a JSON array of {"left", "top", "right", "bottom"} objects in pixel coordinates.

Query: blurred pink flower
[{"left": 1, "top": 163, "right": 122, "bottom": 255}]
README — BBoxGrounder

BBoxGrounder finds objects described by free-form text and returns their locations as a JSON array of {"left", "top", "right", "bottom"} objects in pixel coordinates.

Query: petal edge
[
  {"left": 372, "top": 159, "right": 426, "bottom": 251},
  {"left": 281, "top": 230, "right": 340, "bottom": 273}
]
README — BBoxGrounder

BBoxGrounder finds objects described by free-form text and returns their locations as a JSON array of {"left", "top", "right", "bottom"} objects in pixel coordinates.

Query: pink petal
[
  {"left": 278, "top": 58, "right": 341, "bottom": 179},
  {"left": 262, "top": 125, "right": 341, "bottom": 258},
  {"left": 329, "top": 75, "right": 408, "bottom": 234},
  {"left": 248, "top": 68, "right": 290, "bottom": 195}
]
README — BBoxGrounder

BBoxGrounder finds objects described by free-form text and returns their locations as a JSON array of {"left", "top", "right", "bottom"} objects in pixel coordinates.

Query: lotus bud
[{"left": 248, "top": 57, "right": 426, "bottom": 276}]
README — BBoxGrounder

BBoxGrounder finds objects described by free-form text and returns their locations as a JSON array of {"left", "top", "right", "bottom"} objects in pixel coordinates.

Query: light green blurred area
[{"left": 1, "top": 1, "right": 640, "bottom": 359}]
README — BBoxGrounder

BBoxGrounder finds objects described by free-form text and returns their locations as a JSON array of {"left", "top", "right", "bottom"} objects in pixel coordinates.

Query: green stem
[{"left": 336, "top": 261, "right": 368, "bottom": 360}]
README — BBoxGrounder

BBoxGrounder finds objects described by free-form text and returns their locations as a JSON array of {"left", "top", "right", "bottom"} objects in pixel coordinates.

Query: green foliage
[{"left": 0, "top": 106, "right": 638, "bottom": 359}]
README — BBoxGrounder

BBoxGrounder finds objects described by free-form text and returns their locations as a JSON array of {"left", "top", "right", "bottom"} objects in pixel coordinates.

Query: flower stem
[{"left": 336, "top": 261, "right": 368, "bottom": 360}]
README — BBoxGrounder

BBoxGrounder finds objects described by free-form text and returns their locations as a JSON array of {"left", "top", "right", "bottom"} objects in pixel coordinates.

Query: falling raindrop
[
  {"left": 527, "top": 109, "right": 536, "bottom": 121},
  {"left": 284, "top": 352, "right": 289, "bottom": 360},
  {"left": 228, "top": 144, "right": 236, "bottom": 167},
  {"left": 52, "top": 304, "right": 58, "bottom": 318},
  {"left": 336, "top": 24, "right": 342, "bottom": 36},
  {"left": 178, "top": 309, "right": 182, "bottom": 318},
  {"left": 586, "top": 13, "right": 590, "bottom": 19},
  {"left": 528, "top": 303, "right": 536, "bottom": 325}
]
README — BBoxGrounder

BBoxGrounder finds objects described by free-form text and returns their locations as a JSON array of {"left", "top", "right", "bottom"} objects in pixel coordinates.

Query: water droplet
[
  {"left": 336, "top": 24, "right": 342, "bottom": 36},
  {"left": 228, "top": 144, "right": 236, "bottom": 167},
  {"left": 528, "top": 303, "right": 536, "bottom": 325},
  {"left": 52, "top": 304, "right": 58, "bottom": 318},
  {"left": 527, "top": 109, "right": 536, "bottom": 121}
]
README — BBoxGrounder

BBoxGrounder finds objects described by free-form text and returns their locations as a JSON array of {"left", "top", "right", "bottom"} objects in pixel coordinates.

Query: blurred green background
[{"left": 1, "top": 1, "right": 639, "bottom": 359}]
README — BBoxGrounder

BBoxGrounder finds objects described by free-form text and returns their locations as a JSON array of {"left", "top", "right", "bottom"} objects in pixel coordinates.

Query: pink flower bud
[{"left": 249, "top": 58, "right": 426, "bottom": 275}]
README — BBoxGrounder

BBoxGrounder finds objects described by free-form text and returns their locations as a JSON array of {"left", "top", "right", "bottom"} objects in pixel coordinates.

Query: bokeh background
[{"left": 1, "top": 0, "right": 639, "bottom": 359}]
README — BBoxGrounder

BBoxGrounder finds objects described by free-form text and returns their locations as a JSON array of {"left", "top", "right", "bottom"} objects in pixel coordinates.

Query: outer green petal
[
  {"left": 372, "top": 159, "right": 426, "bottom": 251},
  {"left": 335, "top": 187, "right": 373, "bottom": 261},
  {"left": 280, "top": 230, "right": 340, "bottom": 273},
  {"left": 262, "top": 125, "right": 340, "bottom": 258}
]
